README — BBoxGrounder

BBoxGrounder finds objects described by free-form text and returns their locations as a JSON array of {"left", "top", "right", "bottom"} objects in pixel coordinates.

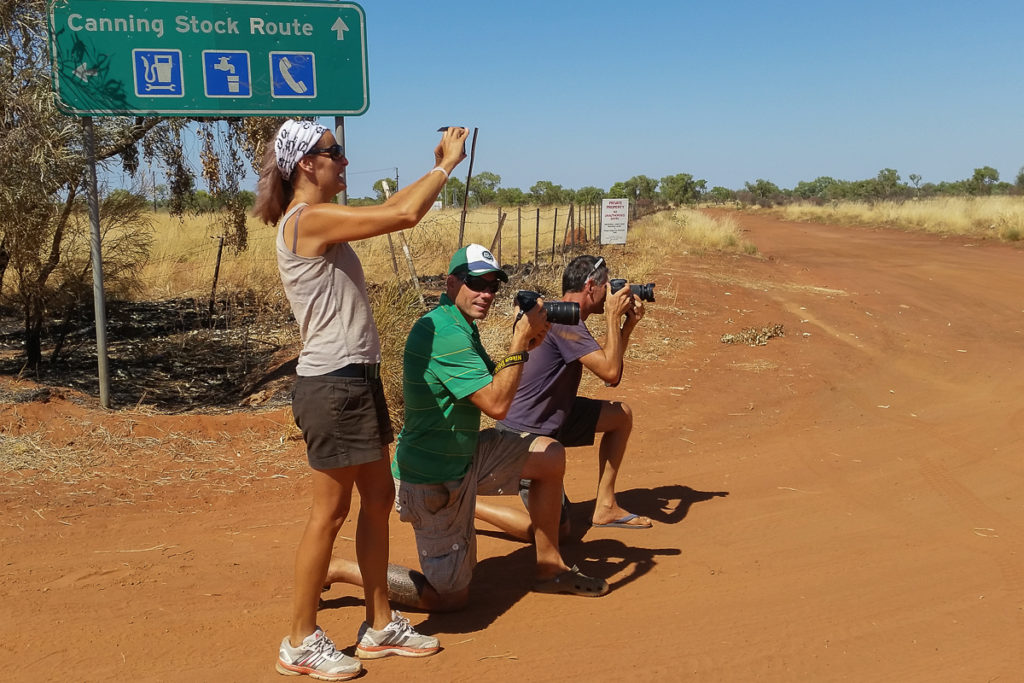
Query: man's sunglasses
[
  {"left": 462, "top": 274, "right": 501, "bottom": 294},
  {"left": 585, "top": 257, "right": 606, "bottom": 284},
  {"left": 306, "top": 144, "right": 345, "bottom": 161}
]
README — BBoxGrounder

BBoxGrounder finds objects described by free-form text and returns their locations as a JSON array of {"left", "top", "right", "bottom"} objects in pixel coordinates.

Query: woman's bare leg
[{"left": 289, "top": 466, "right": 356, "bottom": 645}]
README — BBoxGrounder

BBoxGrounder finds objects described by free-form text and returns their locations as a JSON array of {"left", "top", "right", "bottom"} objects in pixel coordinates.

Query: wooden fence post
[
  {"left": 382, "top": 181, "right": 425, "bottom": 309},
  {"left": 209, "top": 235, "right": 224, "bottom": 315},
  {"left": 534, "top": 208, "right": 540, "bottom": 266},
  {"left": 550, "top": 207, "right": 558, "bottom": 260},
  {"left": 563, "top": 204, "right": 575, "bottom": 250},
  {"left": 516, "top": 206, "right": 522, "bottom": 268},
  {"left": 490, "top": 209, "right": 507, "bottom": 264}
]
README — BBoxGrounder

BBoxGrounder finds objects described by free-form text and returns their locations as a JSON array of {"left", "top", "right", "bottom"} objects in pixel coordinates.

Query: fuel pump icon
[
  {"left": 141, "top": 54, "right": 176, "bottom": 91},
  {"left": 133, "top": 49, "right": 183, "bottom": 97}
]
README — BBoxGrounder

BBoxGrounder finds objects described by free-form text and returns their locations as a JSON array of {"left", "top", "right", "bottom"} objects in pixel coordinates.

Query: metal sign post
[{"left": 82, "top": 117, "right": 111, "bottom": 408}]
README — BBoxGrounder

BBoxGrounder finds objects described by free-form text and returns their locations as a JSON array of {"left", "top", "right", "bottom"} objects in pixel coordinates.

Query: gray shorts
[
  {"left": 292, "top": 374, "right": 394, "bottom": 470},
  {"left": 393, "top": 428, "right": 535, "bottom": 595}
]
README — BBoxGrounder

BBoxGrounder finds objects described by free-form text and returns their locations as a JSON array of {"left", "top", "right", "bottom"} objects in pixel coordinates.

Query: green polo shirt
[{"left": 392, "top": 294, "right": 496, "bottom": 484}]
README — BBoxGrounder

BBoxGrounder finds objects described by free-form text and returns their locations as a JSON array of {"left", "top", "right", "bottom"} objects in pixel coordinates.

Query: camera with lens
[
  {"left": 609, "top": 278, "right": 656, "bottom": 302},
  {"left": 514, "top": 290, "right": 580, "bottom": 325}
]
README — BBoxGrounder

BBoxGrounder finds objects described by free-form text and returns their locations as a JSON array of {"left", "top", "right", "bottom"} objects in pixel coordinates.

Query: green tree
[
  {"left": 575, "top": 186, "right": 605, "bottom": 205},
  {"left": 442, "top": 177, "right": 466, "bottom": 208},
  {"left": 875, "top": 168, "right": 903, "bottom": 199},
  {"left": 743, "top": 179, "right": 782, "bottom": 205},
  {"left": 188, "top": 190, "right": 217, "bottom": 212},
  {"left": 1016, "top": 166, "right": 1024, "bottom": 190},
  {"left": 792, "top": 176, "right": 837, "bottom": 200},
  {"left": 659, "top": 173, "right": 706, "bottom": 204},
  {"left": 529, "top": 180, "right": 566, "bottom": 205},
  {"left": 970, "top": 166, "right": 999, "bottom": 195},
  {"left": 495, "top": 187, "right": 528, "bottom": 206},
  {"left": 707, "top": 186, "right": 736, "bottom": 204},
  {"left": 608, "top": 175, "right": 658, "bottom": 201},
  {"left": 469, "top": 171, "right": 501, "bottom": 205}
]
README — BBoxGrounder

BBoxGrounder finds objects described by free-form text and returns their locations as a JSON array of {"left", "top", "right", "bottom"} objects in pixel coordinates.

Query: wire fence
[{"left": 132, "top": 204, "right": 608, "bottom": 306}]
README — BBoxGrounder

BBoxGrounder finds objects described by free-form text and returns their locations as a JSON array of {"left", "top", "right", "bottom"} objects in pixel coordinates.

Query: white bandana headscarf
[{"left": 275, "top": 120, "right": 329, "bottom": 179}]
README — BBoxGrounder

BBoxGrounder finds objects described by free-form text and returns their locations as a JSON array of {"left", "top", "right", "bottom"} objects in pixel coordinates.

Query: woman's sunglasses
[
  {"left": 462, "top": 274, "right": 501, "bottom": 294},
  {"left": 305, "top": 144, "right": 345, "bottom": 161}
]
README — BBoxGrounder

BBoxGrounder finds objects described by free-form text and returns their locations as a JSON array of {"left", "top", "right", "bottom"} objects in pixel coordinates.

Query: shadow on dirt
[{"left": 318, "top": 484, "right": 729, "bottom": 635}]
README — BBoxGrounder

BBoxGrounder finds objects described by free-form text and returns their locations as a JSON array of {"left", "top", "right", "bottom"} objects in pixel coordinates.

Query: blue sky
[
  {"left": 116, "top": 0, "right": 1022, "bottom": 199},
  {"left": 322, "top": 0, "right": 1021, "bottom": 198}
]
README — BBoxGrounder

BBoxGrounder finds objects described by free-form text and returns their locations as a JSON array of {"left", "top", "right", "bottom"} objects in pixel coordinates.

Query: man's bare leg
[
  {"left": 474, "top": 499, "right": 532, "bottom": 540},
  {"left": 519, "top": 437, "right": 571, "bottom": 580},
  {"left": 474, "top": 498, "right": 571, "bottom": 542},
  {"left": 592, "top": 401, "right": 652, "bottom": 527},
  {"left": 325, "top": 558, "right": 468, "bottom": 612}
]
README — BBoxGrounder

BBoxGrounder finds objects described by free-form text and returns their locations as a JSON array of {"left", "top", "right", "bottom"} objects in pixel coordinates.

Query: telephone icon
[
  {"left": 278, "top": 57, "right": 306, "bottom": 94},
  {"left": 270, "top": 52, "right": 316, "bottom": 98}
]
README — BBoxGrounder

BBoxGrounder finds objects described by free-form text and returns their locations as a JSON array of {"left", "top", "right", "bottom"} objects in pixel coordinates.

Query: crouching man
[{"left": 483, "top": 254, "right": 652, "bottom": 532}]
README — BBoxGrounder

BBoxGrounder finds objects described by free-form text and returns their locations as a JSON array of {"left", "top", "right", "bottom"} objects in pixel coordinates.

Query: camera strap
[
  {"left": 494, "top": 351, "right": 529, "bottom": 373},
  {"left": 512, "top": 310, "right": 525, "bottom": 331}
]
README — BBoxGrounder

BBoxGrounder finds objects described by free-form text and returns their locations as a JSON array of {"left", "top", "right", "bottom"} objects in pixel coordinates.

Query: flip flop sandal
[
  {"left": 591, "top": 513, "right": 653, "bottom": 529},
  {"left": 532, "top": 565, "right": 608, "bottom": 597}
]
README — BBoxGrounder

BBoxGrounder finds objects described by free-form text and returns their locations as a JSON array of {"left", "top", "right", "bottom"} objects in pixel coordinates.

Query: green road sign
[{"left": 48, "top": 0, "right": 368, "bottom": 116}]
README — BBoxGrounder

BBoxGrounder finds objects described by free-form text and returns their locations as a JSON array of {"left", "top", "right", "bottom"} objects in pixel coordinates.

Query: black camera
[
  {"left": 609, "top": 278, "right": 656, "bottom": 302},
  {"left": 514, "top": 290, "right": 580, "bottom": 325}
]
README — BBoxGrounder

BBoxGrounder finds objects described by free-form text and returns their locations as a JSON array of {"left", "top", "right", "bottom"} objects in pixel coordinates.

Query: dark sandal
[{"left": 532, "top": 565, "right": 608, "bottom": 597}]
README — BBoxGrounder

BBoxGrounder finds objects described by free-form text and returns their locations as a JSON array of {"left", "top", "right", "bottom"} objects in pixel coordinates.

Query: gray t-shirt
[
  {"left": 499, "top": 319, "right": 600, "bottom": 435},
  {"left": 276, "top": 203, "right": 381, "bottom": 376}
]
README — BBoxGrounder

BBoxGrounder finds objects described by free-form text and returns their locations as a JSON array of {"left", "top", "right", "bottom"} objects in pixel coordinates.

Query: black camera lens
[
  {"left": 514, "top": 290, "right": 579, "bottom": 325},
  {"left": 630, "top": 283, "right": 656, "bottom": 302},
  {"left": 543, "top": 301, "right": 580, "bottom": 326},
  {"left": 609, "top": 278, "right": 655, "bottom": 302}
]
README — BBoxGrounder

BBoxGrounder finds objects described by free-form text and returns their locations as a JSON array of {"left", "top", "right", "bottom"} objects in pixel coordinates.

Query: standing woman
[{"left": 254, "top": 120, "right": 469, "bottom": 680}]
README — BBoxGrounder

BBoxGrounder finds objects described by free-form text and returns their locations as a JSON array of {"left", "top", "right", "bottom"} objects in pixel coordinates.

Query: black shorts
[
  {"left": 499, "top": 396, "right": 603, "bottom": 448},
  {"left": 292, "top": 374, "right": 395, "bottom": 470},
  {"left": 554, "top": 396, "right": 602, "bottom": 447}
]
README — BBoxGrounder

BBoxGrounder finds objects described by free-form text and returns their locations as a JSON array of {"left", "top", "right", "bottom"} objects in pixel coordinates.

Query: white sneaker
[
  {"left": 355, "top": 610, "right": 441, "bottom": 659},
  {"left": 276, "top": 626, "right": 362, "bottom": 681}
]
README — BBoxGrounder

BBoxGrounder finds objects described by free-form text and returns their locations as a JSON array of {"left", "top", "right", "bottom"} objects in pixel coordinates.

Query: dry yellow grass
[
  {"left": 140, "top": 205, "right": 591, "bottom": 300},
  {"left": 768, "top": 196, "right": 1024, "bottom": 242},
  {"left": 139, "top": 203, "right": 754, "bottom": 303},
  {"left": 631, "top": 207, "right": 756, "bottom": 256}
]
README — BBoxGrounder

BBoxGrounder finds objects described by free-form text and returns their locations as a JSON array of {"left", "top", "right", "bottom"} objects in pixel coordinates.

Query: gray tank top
[{"left": 276, "top": 203, "right": 381, "bottom": 376}]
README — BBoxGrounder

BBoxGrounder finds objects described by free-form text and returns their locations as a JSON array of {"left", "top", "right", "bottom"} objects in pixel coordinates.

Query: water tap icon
[{"left": 213, "top": 56, "right": 241, "bottom": 93}]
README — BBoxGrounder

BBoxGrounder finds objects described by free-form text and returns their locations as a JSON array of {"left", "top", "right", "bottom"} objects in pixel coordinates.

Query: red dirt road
[{"left": 2, "top": 212, "right": 1023, "bottom": 681}]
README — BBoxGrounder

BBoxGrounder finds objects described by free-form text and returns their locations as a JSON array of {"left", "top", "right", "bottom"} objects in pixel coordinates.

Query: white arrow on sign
[
  {"left": 73, "top": 62, "right": 98, "bottom": 82},
  {"left": 331, "top": 17, "right": 349, "bottom": 40}
]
